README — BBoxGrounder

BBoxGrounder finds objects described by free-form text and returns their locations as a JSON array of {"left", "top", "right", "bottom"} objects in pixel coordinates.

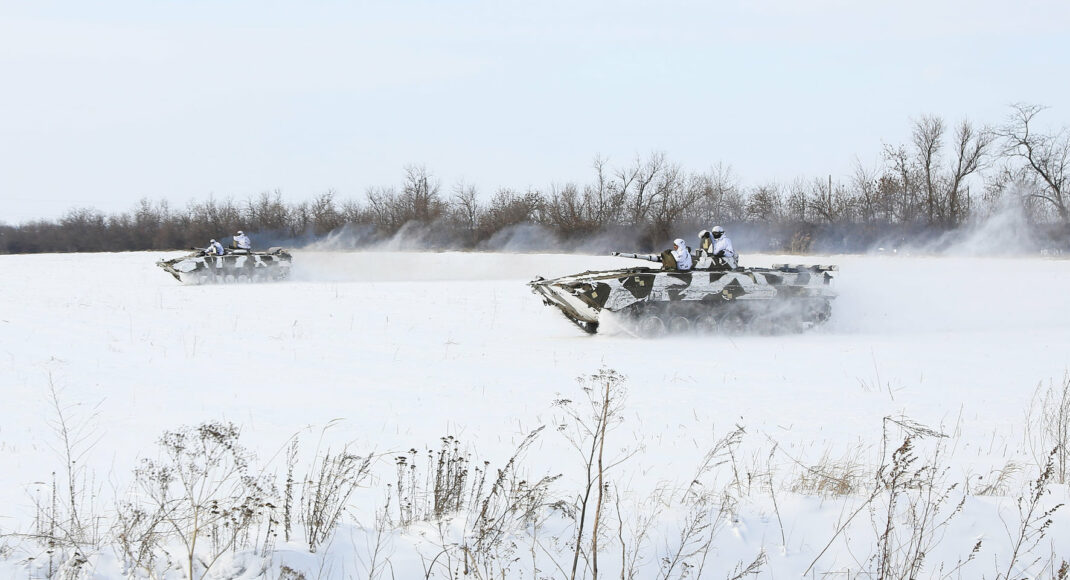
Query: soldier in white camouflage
[{"left": 697, "top": 226, "right": 738, "bottom": 269}]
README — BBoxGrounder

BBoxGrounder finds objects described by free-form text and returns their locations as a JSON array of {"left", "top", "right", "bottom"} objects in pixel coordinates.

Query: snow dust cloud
[
  {"left": 896, "top": 192, "right": 1051, "bottom": 256},
  {"left": 299, "top": 220, "right": 642, "bottom": 255},
  {"left": 289, "top": 221, "right": 647, "bottom": 283},
  {"left": 826, "top": 253, "right": 1070, "bottom": 335},
  {"left": 811, "top": 202, "right": 1069, "bottom": 335}
]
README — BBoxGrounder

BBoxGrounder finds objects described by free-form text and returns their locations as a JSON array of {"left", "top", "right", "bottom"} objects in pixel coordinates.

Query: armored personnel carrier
[
  {"left": 529, "top": 252, "right": 836, "bottom": 336},
  {"left": 156, "top": 248, "right": 293, "bottom": 284}
]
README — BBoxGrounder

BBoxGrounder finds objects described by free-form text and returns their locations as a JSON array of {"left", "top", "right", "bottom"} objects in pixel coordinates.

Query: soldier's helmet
[{"left": 711, "top": 225, "right": 725, "bottom": 238}]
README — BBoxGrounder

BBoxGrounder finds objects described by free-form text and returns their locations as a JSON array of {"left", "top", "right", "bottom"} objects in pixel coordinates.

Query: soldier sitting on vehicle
[
  {"left": 693, "top": 227, "right": 739, "bottom": 270},
  {"left": 659, "top": 238, "right": 693, "bottom": 271},
  {"left": 693, "top": 230, "right": 716, "bottom": 269},
  {"left": 205, "top": 239, "right": 224, "bottom": 256},
  {"left": 232, "top": 230, "right": 252, "bottom": 251},
  {"left": 709, "top": 226, "right": 738, "bottom": 269}
]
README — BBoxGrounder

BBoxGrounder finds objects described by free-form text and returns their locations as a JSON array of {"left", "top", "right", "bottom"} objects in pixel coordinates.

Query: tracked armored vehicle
[
  {"left": 156, "top": 248, "right": 293, "bottom": 284},
  {"left": 529, "top": 252, "right": 836, "bottom": 336}
]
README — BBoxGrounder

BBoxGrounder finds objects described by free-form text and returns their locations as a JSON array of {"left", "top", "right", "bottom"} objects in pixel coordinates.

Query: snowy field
[{"left": 2, "top": 250, "right": 1070, "bottom": 578}]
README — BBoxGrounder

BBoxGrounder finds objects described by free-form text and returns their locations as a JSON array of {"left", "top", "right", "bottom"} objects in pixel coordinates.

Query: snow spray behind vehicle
[
  {"left": 156, "top": 248, "right": 293, "bottom": 284},
  {"left": 529, "top": 251, "right": 837, "bottom": 336}
]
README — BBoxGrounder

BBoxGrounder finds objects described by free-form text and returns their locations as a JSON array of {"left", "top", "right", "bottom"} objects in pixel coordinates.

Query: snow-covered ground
[{"left": 1, "top": 250, "right": 1069, "bottom": 578}]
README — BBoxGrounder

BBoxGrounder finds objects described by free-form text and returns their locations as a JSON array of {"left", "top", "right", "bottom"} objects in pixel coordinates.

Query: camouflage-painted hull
[
  {"left": 156, "top": 248, "right": 293, "bottom": 284},
  {"left": 529, "top": 264, "right": 837, "bottom": 335}
]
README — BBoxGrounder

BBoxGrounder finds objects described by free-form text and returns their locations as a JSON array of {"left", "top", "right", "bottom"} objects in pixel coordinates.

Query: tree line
[{"left": 2, "top": 103, "right": 1067, "bottom": 255}]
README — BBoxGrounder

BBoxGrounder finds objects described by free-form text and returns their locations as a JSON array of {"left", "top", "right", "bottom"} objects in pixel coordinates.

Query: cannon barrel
[{"left": 611, "top": 251, "right": 662, "bottom": 263}]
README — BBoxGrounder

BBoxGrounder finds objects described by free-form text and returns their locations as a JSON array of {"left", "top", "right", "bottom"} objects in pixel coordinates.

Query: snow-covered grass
[{"left": 1, "top": 250, "right": 1068, "bottom": 578}]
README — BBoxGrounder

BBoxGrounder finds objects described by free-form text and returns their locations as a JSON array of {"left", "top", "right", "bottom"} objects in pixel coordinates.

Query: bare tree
[
  {"left": 696, "top": 163, "right": 742, "bottom": 224},
  {"left": 785, "top": 178, "right": 809, "bottom": 223},
  {"left": 480, "top": 188, "right": 544, "bottom": 238},
  {"left": 57, "top": 208, "right": 109, "bottom": 252},
  {"left": 913, "top": 115, "right": 946, "bottom": 223},
  {"left": 746, "top": 182, "right": 783, "bottom": 223},
  {"left": 882, "top": 144, "right": 923, "bottom": 224},
  {"left": 402, "top": 165, "right": 445, "bottom": 223},
  {"left": 308, "top": 190, "right": 344, "bottom": 235},
  {"left": 999, "top": 103, "right": 1070, "bottom": 223},
  {"left": 246, "top": 190, "right": 291, "bottom": 233},
  {"left": 647, "top": 166, "right": 704, "bottom": 243},
  {"left": 365, "top": 185, "right": 400, "bottom": 231},
  {"left": 946, "top": 120, "right": 992, "bottom": 224},
  {"left": 808, "top": 177, "right": 852, "bottom": 224},
  {"left": 850, "top": 160, "right": 883, "bottom": 223},
  {"left": 340, "top": 197, "right": 364, "bottom": 224},
  {"left": 451, "top": 180, "right": 481, "bottom": 246},
  {"left": 585, "top": 156, "right": 627, "bottom": 228},
  {"left": 882, "top": 115, "right": 991, "bottom": 226},
  {"left": 545, "top": 183, "right": 595, "bottom": 238},
  {"left": 619, "top": 152, "right": 666, "bottom": 225}
]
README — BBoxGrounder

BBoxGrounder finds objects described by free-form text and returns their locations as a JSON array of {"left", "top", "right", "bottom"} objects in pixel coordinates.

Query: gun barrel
[{"left": 612, "top": 252, "right": 661, "bottom": 263}]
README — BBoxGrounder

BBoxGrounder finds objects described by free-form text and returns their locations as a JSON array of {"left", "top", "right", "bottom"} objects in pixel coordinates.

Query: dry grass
[{"left": 789, "top": 448, "right": 866, "bottom": 497}]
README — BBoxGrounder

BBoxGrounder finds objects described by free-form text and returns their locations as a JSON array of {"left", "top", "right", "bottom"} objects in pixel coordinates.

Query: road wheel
[
  {"left": 668, "top": 316, "right": 692, "bottom": 333},
  {"left": 750, "top": 315, "right": 779, "bottom": 335},
  {"left": 695, "top": 314, "right": 718, "bottom": 333},
  {"left": 719, "top": 310, "right": 747, "bottom": 334},
  {"left": 811, "top": 300, "right": 832, "bottom": 324},
  {"left": 638, "top": 315, "right": 666, "bottom": 338}
]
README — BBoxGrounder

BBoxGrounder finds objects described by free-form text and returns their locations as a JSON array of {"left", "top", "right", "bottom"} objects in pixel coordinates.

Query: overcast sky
[{"left": 2, "top": 0, "right": 1068, "bottom": 224}]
